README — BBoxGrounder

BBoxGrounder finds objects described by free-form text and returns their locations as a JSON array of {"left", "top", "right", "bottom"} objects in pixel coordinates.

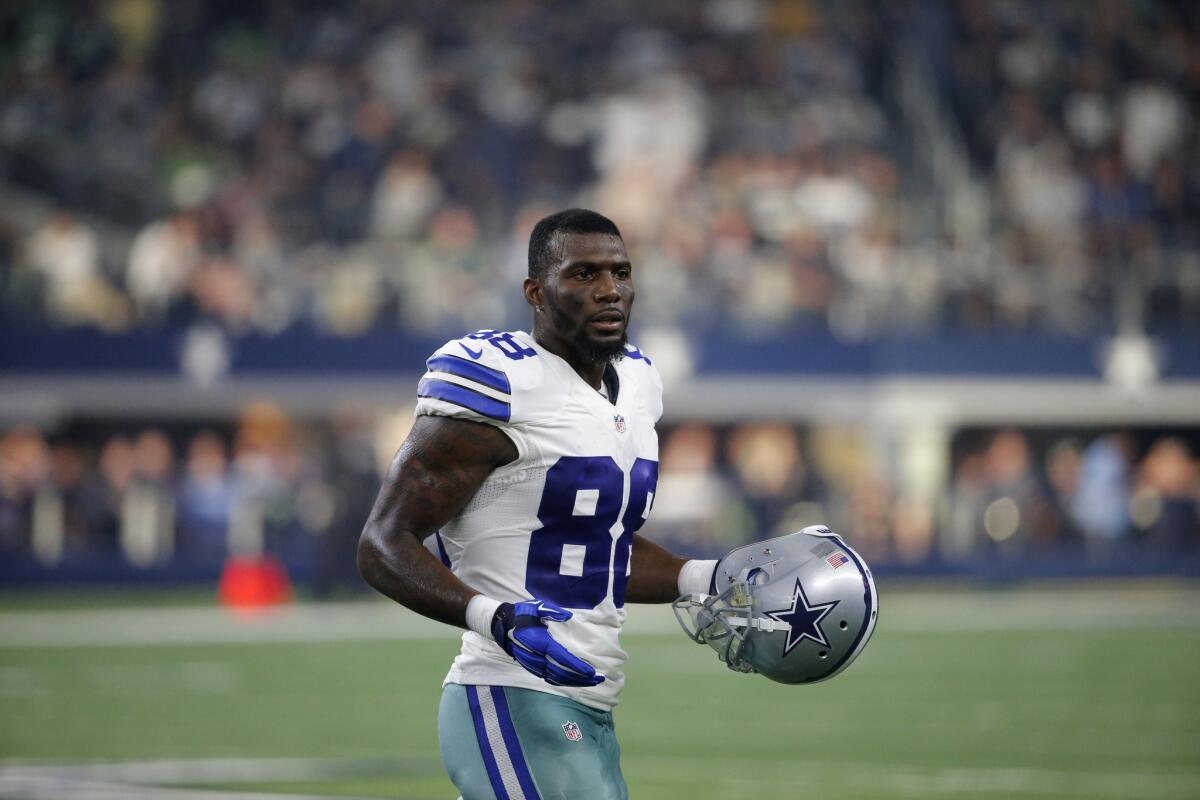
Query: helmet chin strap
[{"left": 725, "top": 616, "right": 790, "bottom": 633}]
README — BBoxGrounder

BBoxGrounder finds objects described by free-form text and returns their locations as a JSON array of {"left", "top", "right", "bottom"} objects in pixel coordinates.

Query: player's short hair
[{"left": 527, "top": 208, "right": 622, "bottom": 280}]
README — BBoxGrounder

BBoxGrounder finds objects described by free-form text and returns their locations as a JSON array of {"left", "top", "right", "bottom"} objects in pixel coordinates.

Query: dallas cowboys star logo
[{"left": 765, "top": 578, "right": 839, "bottom": 655}]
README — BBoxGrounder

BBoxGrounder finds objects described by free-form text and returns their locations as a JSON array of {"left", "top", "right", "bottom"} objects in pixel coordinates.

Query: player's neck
[{"left": 533, "top": 329, "right": 607, "bottom": 389}]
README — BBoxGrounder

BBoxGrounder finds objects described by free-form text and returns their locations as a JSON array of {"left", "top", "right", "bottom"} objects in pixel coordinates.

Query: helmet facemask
[{"left": 673, "top": 573, "right": 787, "bottom": 674}]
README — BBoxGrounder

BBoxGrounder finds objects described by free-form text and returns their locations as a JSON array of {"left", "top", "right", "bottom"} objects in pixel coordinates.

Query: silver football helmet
[{"left": 674, "top": 525, "right": 878, "bottom": 684}]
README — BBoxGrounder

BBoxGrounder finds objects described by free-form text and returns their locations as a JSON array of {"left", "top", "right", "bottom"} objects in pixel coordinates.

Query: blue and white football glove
[{"left": 490, "top": 599, "right": 605, "bottom": 687}]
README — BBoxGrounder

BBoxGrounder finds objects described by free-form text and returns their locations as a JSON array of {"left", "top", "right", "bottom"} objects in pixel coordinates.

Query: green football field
[{"left": 1, "top": 581, "right": 1198, "bottom": 799}]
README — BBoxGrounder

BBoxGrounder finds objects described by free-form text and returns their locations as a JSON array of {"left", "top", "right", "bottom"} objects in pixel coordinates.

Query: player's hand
[{"left": 490, "top": 599, "right": 605, "bottom": 687}]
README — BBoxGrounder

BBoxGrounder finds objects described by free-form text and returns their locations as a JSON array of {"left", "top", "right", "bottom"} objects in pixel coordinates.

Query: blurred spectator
[
  {"left": 948, "top": 430, "right": 1075, "bottom": 563},
  {"left": 369, "top": 150, "right": 444, "bottom": 240},
  {"left": 841, "top": 468, "right": 894, "bottom": 565},
  {"left": 126, "top": 212, "right": 200, "bottom": 322},
  {"left": 30, "top": 441, "right": 93, "bottom": 565},
  {"left": 187, "top": 255, "right": 257, "bottom": 331},
  {"left": 1133, "top": 437, "right": 1199, "bottom": 556},
  {"left": 229, "top": 401, "right": 308, "bottom": 560},
  {"left": 1120, "top": 82, "right": 1188, "bottom": 181},
  {"left": 980, "top": 430, "right": 1046, "bottom": 557},
  {"left": 1042, "top": 438, "right": 1084, "bottom": 546},
  {"left": 1070, "top": 433, "right": 1134, "bottom": 562},
  {"left": 121, "top": 428, "right": 176, "bottom": 566},
  {"left": 393, "top": 205, "right": 494, "bottom": 332},
  {"left": 649, "top": 424, "right": 740, "bottom": 554},
  {"left": 22, "top": 211, "right": 129, "bottom": 329},
  {"left": 0, "top": 427, "right": 48, "bottom": 557},
  {"left": 178, "top": 430, "right": 234, "bottom": 562},
  {"left": 945, "top": 449, "right": 987, "bottom": 563},
  {"left": 726, "top": 423, "right": 829, "bottom": 538},
  {"left": 311, "top": 410, "right": 379, "bottom": 596},
  {"left": 312, "top": 247, "right": 386, "bottom": 336},
  {"left": 84, "top": 434, "right": 136, "bottom": 556}
]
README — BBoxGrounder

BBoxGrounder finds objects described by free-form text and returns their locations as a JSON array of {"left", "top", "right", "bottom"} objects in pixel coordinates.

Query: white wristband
[
  {"left": 677, "top": 559, "right": 719, "bottom": 597},
  {"left": 465, "top": 594, "right": 503, "bottom": 639}
]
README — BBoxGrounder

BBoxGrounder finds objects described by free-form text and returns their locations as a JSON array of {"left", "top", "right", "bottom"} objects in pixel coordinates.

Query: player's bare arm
[
  {"left": 359, "top": 409, "right": 603, "bottom": 688},
  {"left": 357, "top": 415, "right": 516, "bottom": 628},
  {"left": 625, "top": 534, "right": 691, "bottom": 603}
]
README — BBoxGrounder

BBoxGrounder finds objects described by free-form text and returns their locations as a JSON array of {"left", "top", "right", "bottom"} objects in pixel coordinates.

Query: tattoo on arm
[{"left": 357, "top": 415, "right": 518, "bottom": 628}]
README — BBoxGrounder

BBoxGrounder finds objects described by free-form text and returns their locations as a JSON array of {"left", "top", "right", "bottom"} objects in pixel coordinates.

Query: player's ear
[{"left": 523, "top": 277, "right": 543, "bottom": 309}]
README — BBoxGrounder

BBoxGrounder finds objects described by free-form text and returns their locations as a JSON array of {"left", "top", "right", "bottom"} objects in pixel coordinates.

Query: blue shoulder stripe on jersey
[
  {"left": 418, "top": 378, "right": 511, "bottom": 422},
  {"left": 624, "top": 343, "right": 652, "bottom": 365},
  {"left": 466, "top": 686, "right": 510, "bottom": 800},
  {"left": 490, "top": 687, "right": 542, "bottom": 800},
  {"left": 426, "top": 353, "right": 512, "bottom": 394}
]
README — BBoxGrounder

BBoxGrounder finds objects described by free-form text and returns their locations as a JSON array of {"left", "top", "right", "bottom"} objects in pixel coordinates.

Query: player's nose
[{"left": 593, "top": 270, "right": 620, "bottom": 302}]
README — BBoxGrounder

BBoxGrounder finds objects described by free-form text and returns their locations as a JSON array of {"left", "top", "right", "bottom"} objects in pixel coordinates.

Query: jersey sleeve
[{"left": 415, "top": 331, "right": 547, "bottom": 457}]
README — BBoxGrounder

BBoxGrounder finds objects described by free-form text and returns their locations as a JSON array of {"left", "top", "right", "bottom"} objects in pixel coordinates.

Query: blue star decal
[{"left": 765, "top": 578, "right": 839, "bottom": 655}]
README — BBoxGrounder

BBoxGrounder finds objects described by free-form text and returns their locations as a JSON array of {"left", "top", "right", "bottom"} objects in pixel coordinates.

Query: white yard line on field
[
  {"left": 0, "top": 757, "right": 433, "bottom": 800},
  {"left": 0, "top": 601, "right": 453, "bottom": 649},
  {"left": 1, "top": 587, "right": 1197, "bottom": 649},
  {"left": 630, "top": 754, "right": 1200, "bottom": 799},
  {"left": 0, "top": 775, "right": 374, "bottom": 800},
  {"left": 856, "top": 765, "right": 1200, "bottom": 798}
]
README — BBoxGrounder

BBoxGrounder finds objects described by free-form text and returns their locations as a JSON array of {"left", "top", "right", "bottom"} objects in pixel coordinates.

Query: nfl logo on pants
[{"left": 562, "top": 721, "right": 582, "bottom": 741}]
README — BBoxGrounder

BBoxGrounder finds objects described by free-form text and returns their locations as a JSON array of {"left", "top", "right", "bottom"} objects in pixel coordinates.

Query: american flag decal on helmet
[{"left": 826, "top": 552, "right": 850, "bottom": 569}]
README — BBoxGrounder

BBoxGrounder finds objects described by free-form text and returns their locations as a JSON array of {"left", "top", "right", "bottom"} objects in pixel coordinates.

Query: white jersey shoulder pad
[
  {"left": 416, "top": 330, "right": 554, "bottom": 426},
  {"left": 620, "top": 341, "right": 663, "bottom": 422}
]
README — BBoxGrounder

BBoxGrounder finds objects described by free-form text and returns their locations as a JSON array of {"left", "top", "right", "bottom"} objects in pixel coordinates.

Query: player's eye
[{"left": 615, "top": 268, "right": 631, "bottom": 280}]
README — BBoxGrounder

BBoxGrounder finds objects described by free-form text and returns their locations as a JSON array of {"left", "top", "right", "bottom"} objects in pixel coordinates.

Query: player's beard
[
  {"left": 572, "top": 324, "right": 627, "bottom": 366},
  {"left": 544, "top": 297, "right": 628, "bottom": 366}
]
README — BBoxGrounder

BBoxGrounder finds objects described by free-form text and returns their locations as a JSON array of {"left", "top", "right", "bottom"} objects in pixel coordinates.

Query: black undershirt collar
[{"left": 600, "top": 363, "right": 620, "bottom": 405}]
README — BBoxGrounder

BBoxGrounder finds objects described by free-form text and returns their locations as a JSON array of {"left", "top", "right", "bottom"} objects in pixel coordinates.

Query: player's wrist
[
  {"left": 465, "top": 594, "right": 504, "bottom": 639},
  {"left": 677, "top": 559, "right": 719, "bottom": 597}
]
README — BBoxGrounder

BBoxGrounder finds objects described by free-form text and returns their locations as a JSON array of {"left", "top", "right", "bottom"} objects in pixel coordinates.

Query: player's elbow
[{"left": 356, "top": 524, "right": 386, "bottom": 587}]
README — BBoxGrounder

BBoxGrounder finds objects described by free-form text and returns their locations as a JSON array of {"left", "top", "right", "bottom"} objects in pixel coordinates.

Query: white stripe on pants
[{"left": 476, "top": 687, "right": 526, "bottom": 800}]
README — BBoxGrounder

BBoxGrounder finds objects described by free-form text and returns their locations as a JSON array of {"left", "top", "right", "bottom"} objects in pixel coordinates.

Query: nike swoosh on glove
[{"left": 490, "top": 599, "right": 605, "bottom": 687}]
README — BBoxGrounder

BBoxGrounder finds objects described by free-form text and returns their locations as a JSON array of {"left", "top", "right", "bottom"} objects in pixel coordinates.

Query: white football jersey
[{"left": 415, "top": 329, "right": 662, "bottom": 711}]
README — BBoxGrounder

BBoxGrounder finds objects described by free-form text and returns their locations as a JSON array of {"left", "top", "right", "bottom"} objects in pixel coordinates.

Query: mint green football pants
[{"left": 438, "top": 683, "right": 627, "bottom": 800}]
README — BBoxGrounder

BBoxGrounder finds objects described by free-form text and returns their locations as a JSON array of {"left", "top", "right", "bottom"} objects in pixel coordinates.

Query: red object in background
[{"left": 218, "top": 556, "right": 293, "bottom": 609}]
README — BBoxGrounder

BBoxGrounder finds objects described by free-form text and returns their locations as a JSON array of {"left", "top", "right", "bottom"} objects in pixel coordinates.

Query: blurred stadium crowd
[
  {"left": 2, "top": 0, "right": 1197, "bottom": 338},
  {"left": 2, "top": 412, "right": 1197, "bottom": 585},
  {"left": 1, "top": 0, "right": 1198, "bottom": 584}
]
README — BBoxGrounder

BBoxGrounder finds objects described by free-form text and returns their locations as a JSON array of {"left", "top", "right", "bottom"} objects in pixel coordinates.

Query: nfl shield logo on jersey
[
  {"left": 562, "top": 721, "right": 583, "bottom": 741},
  {"left": 613, "top": 414, "right": 626, "bottom": 433}
]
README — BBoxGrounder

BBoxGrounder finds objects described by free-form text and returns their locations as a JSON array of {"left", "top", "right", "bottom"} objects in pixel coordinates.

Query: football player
[{"left": 358, "top": 209, "right": 719, "bottom": 799}]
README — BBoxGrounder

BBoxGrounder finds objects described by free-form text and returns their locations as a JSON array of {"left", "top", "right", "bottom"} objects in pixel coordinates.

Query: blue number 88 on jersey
[{"left": 525, "top": 456, "right": 658, "bottom": 609}]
